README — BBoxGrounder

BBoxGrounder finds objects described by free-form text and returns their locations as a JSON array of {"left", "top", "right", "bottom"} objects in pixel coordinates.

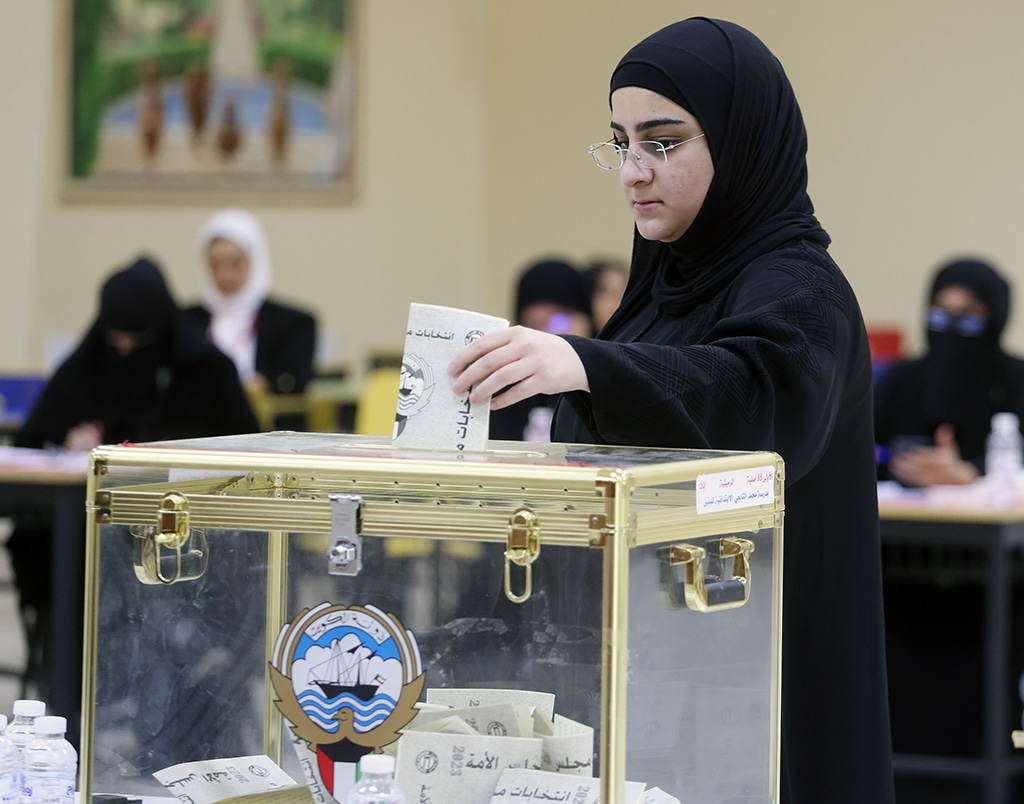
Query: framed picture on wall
[{"left": 63, "top": 0, "right": 356, "bottom": 203}]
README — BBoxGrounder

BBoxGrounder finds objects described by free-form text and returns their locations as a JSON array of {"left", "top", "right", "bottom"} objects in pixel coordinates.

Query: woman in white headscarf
[{"left": 184, "top": 208, "right": 317, "bottom": 395}]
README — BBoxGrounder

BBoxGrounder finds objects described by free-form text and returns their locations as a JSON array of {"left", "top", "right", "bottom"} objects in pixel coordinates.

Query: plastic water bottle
[
  {"left": 523, "top": 405, "right": 554, "bottom": 442},
  {"left": 0, "top": 716, "right": 19, "bottom": 804},
  {"left": 5, "top": 701, "right": 44, "bottom": 804},
  {"left": 20, "top": 717, "right": 76, "bottom": 804},
  {"left": 346, "top": 754, "right": 406, "bottom": 804},
  {"left": 985, "top": 412, "right": 1023, "bottom": 484}
]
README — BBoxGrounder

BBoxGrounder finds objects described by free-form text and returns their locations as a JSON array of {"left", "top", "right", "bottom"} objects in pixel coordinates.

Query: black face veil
[{"left": 923, "top": 258, "right": 1012, "bottom": 427}]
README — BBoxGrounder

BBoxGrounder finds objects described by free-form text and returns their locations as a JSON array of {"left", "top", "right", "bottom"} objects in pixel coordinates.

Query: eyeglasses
[
  {"left": 588, "top": 133, "right": 706, "bottom": 170},
  {"left": 926, "top": 307, "right": 987, "bottom": 337}
]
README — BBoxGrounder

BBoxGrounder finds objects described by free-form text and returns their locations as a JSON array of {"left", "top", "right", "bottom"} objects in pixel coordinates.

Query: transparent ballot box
[{"left": 82, "top": 432, "right": 783, "bottom": 804}]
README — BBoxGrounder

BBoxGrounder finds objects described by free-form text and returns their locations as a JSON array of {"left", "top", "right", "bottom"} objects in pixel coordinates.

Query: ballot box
[{"left": 81, "top": 432, "right": 783, "bottom": 804}]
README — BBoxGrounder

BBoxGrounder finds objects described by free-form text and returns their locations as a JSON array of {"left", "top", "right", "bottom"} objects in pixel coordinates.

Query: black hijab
[
  {"left": 50, "top": 256, "right": 180, "bottom": 443},
  {"left": 99, "top": 255, "right": 177, "bottom": 334},
  {"left": 515, "top": 259, "right": 593, "bottom": 324},
  {"left": 94, "top": 258, "right": 179, "bottom": 437},
  {"left": 604, "top": 17, "right": 829, "bottom": 320},
  {"left": 922, "top": 257, "right": 1011, "bottom": 427}
]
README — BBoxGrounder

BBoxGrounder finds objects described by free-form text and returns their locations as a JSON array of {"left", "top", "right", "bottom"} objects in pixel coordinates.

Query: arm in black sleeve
[
  {"left": 14, "top": 381, "right": 71, "bottom": 449},
  {"left": 559, "top": 252, "right": 866, "bottom": 485},
  {"left": 13, "top": 361, "right": 93, "bottom": 450}
]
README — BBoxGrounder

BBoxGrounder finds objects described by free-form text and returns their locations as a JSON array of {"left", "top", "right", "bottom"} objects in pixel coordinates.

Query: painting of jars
[{"left": 69, "top": 0, "right": 354, "bottom": 195}]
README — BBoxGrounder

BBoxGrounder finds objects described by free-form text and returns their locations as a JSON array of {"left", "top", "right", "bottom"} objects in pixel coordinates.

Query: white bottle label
[
  {"left": 22, "top": 775, "right": 75, "bottom": 802},
  {"left": 0, "top": 774, "right": 17, "bottom": 804}
]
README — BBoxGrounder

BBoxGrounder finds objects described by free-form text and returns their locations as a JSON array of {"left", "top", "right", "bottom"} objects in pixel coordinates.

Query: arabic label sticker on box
[{"left": 696, "top": 465, "right": 775, "bottom": 514}]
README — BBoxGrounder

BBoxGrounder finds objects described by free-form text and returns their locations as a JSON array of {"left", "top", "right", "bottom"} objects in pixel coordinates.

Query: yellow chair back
[{"left": 354, "top": 368, "right": 401, "bottom": 435}]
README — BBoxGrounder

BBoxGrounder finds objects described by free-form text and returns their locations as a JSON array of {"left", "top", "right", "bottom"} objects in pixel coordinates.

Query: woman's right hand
[{"left": 449, "top": 325, "right": 589, "bottom": 409}]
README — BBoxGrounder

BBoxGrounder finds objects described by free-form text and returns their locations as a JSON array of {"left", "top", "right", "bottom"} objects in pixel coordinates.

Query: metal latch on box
[
  {"left": 657, "top": 537, "right": 755, "bottom": 612},
  {"left": 504, "top": 507, "right": 541, "bottom": 604},
  {"left": 132, "top": 491, "right": 209, "bottom": 585},
  {"left": 328, "top": 494, "right": 363, "bottom": 576}
]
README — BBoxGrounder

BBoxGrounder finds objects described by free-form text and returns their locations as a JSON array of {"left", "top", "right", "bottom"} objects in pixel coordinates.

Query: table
[
  {"left": 0, "top": 449, "right": 88, "bottom": 747},
  {"left": 880, "top": 490, "right": 1024, "bottom": 803}
]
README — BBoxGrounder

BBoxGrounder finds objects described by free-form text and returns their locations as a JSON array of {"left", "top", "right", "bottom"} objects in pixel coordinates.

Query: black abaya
[
  {"left": 553, "top": 238, "right": 893, "bottom": 803},
  {"left": 549, "top": 17, "right": 894, "bottom": 803}
]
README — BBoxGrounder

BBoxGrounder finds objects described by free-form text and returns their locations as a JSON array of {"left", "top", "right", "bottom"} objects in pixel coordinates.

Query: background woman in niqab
[
  {"left": 9, "top": 256, "right": 257, "bottom": 742},
  {"left": 16, "top": 257, "right": 257, "bottom": 449},
  {"left": 450, "top": 17, "right": 894, "bottom": 803},
  {"left": 874, "top": 258, "right": 1024, "bottom": 776},
  {"left": 874, "top": 257, "right": 1024, "bottom": 487}
]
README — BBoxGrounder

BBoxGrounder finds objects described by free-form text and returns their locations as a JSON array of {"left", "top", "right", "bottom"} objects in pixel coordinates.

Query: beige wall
[{"left": 2, "top": 1, "right": 1023, "bottom": 375}]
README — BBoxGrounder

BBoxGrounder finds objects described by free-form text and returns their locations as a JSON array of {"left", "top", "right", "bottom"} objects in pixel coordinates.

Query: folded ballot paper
[
  {"left": 153, "top": 755, "right": 313, "bottom": 804},
  {"left": 392, "top": 688, "right": 596, "bottom": 803},
  {"left": 392, "top": 303, "right": 508, "bottom": 451},
  {"left": 488, "top": 769, "right": 681, "bottom": 804}
]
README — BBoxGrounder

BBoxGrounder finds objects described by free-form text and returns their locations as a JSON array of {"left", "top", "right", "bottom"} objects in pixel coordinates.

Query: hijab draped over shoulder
[
  {"left": 197, "top": 207, "right": 273, "bottom": 382},
  {"left": 605, "top": 17, "right": 829, "bottom": 324}
]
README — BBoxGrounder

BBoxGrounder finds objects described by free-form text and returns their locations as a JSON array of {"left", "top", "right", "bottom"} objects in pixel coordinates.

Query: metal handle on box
[
  {"left": 131, "top": 492, "right": 209, "bottom": 586},
  {"left": 154, "top": 492, "right": 191, "bottom": 585},
  {"left": 504, "top": 507, "right": 541, "bottom": 604},
  {"left": 658, "top": 536, "right": 755, "bottom": 612}
]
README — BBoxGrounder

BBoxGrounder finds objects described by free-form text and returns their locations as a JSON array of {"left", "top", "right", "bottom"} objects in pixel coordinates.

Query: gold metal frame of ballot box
[{"left": 80, "top": 433, "right": 784, "bottom": 804}]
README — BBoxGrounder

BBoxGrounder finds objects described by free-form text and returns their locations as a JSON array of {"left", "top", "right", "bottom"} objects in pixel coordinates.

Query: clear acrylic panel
[
  {"left": 626, "top": 526, "right": 778, "bottom": 801},
  {"left": 85, "top": 434, "right": 780, "bottom": 803}
]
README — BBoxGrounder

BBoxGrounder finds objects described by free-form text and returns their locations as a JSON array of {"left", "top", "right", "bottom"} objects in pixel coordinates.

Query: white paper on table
[
  {"left": 396, "top": 730, "right": 542, "bottom": 804},
  {"left": 410, "top": 703, "right": 533, "bottom": 738},
  {"left": 0, "top": 446, "right": 89, "bottom": 473},
  {"left": 539, "top": 714, "right": 595, "bottom": 776},
  {"left": 488, "top": 768, "right": 647, "bottom": 803},
  {"left": 425, "top": 687, "right": 556, "bottom": 720},
  {"left": 391, "top": 303, "right": 508, "bottom": 451},
  {"left": 152, "top": 755, "right": 306, "bottom": 804}
]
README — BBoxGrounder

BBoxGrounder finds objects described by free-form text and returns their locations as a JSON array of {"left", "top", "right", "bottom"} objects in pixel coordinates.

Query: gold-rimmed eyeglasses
[{"left": 588, "top": 133, "right": 706, "bottom": 170}]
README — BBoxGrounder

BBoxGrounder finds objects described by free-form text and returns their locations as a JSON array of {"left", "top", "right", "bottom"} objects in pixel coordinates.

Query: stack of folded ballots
[{"left": 390, "top": 688, "right": 679, "bottom": 804}]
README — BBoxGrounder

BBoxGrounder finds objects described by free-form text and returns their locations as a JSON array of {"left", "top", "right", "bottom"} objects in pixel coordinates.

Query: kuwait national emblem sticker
[{"left": 269, "top": 603, "right": 424, "bottom": 800}]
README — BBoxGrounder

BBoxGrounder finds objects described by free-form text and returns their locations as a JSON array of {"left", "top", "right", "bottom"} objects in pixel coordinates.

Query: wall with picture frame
[{"left": 2, "top": 0, "right": 1023, "bottom": 379}]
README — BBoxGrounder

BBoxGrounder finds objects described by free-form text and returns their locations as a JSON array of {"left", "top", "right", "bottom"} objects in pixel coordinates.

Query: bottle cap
[
  {"left": 0, "top": 715, "right": 7, "bottom": 730},
  {"left": 33, "top": 717, "right": 66, "bottom": 735},
  {"left": 359, "top": 753, "right": 395, "bottom": 775},
  {"left": 12, "top": 700, "right": 45, "bottom": 718},
  {"left": 993, "top": 412, "right": 1020, "bottom": 429}
]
